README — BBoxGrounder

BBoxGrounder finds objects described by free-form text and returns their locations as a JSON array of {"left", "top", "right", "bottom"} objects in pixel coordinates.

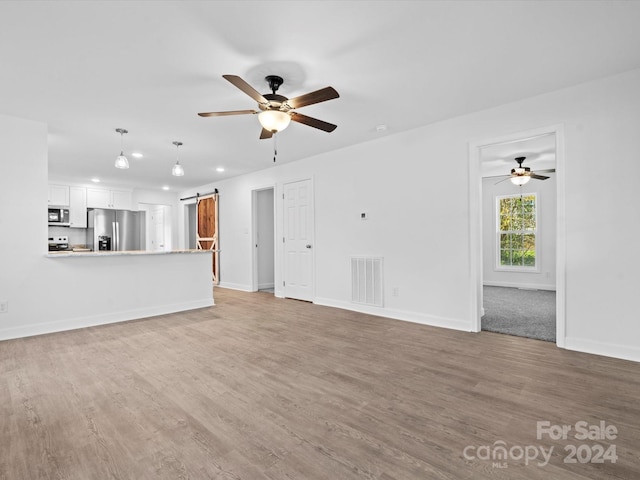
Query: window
[{"left": 496, "top": 193, "right": 537, "bottom": 270}]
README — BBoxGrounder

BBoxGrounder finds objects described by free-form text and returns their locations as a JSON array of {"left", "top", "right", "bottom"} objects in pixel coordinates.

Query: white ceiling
[{"left": 2, "top": 1, "right": 640, "bottom": 191}]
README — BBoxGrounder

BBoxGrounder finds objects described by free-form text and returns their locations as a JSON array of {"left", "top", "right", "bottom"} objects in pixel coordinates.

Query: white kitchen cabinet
[
  {"left": 87, "top": 188, "right": 132, "bottom": 210},
  {"left": 48, "top": 184, "right": 70, "bottom": 206},
  {"left": 110, "top": 189, "right": 132, "bottom": 210},
  {"left": 86, "top": 188, "right": 109, "bottom": 208},
  {"left": 69, "top": 186, "right": 87, "bottom": 228}
]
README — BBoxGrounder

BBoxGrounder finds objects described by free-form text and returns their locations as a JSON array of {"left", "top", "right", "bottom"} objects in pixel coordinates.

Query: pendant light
[
  {"left": 172, "top": 141, "right": 184, "bottom": 176},
  {"left": 114, "top": 128, "right": 129, "bottom": 169}
]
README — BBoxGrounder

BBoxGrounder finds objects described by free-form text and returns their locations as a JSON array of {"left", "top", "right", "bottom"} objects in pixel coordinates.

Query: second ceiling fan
[
  {"left": 497, "top": 156, "right": 555, "bottom": 185},
  {"left": 198, "top": 74, "right": 339, "bottom": 139}
]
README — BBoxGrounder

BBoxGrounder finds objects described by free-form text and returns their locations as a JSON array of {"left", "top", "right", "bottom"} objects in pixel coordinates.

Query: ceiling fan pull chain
[{"left": 273, "top": 133, "right": 277, "bottom": 162}]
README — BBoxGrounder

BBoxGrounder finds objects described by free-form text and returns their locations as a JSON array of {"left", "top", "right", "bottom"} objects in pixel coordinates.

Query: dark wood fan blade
[
  {"left": 259, "top": 128, "right": 273, "bottom": 139},
  {"left": 198, "top": 109, "right": 258, "bottom": 117},
  {"left": 494, "top": 177, "right": 512, "bottom": 185},
  {"left": 222, "top": 75, "right": 268, "bottom": 104},
  {"left": 290, "top": 112, "right": 337, "bottom": 132},
  {"left": 531, "top": 174, "right": 550, "bottom": 180},
  {"left": 485, "top": 168, "right": 555, "bottom": 179},
  {"left": 484, "top": 174, "right": 509, "bottom": 179},
  {"left": 286, "top": 86, "right": 339, "bottom": 109}
]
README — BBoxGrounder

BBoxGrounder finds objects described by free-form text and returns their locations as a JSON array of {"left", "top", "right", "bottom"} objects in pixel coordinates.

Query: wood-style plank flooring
[{"left": 1, "top": 288, "right": 639, "bottom": 479}]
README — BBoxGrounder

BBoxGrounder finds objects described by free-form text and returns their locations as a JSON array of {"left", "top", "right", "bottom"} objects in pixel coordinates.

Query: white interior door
[
  {"left": 283, "top": 179, "right": 313, "bottom": 301},
  {"left": 149, "top": 206, "right": 165, "bottom": 251}
]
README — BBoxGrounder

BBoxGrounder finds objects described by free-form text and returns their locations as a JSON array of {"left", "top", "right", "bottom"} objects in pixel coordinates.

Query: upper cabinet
[
  {"left": 87, "top": 187, "right": 132, "bottom": 210},
  {"left": 48, "top": 184, "right": 70, "bottom": 206},
  {"left": 68, "top": 186, "right": 87, "bottom": 228},
  {"left": 111, "top": 189, "right": 132, "bottom": 210}
]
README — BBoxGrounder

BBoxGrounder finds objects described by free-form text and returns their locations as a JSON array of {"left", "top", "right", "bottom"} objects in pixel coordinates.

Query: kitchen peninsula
[
  {"left": 46, "top": 249, "right": 208, "bottom": 258},
  {"left": 2, "top": 114, "right": 215, "bottom": 343},
  {"left": 4, "top": 247, "right": 216, "bottom": 342}
]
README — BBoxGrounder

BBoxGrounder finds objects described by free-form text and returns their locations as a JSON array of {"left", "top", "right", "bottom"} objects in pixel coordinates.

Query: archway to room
[{"left": 469, "top": 125, "right": 566, "bottom": 347}]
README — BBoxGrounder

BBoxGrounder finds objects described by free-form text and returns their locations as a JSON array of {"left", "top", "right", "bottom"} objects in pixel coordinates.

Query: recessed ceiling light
[
  {"left": 375, "top": 124, "right": 388, "bottom": 133},
  {"left": 91, "top": 178, "right": 100, "bottom": 183},
  {"left": 131, "top": 152, "right": 143, "bottom": 158},
  {"left": 162, "top": 185, "right": 170, "bottom": 191},
  {"left": 216, "top": 167, "right": 225, "bottom": 172}
]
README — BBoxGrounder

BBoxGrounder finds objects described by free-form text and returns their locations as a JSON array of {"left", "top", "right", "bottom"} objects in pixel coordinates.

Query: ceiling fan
[
  {"left": 198, "top": 74, "right": 339, "bottom": 139},
  {"left": 496, "top": 156, "right": 555, "bottom": 185}
]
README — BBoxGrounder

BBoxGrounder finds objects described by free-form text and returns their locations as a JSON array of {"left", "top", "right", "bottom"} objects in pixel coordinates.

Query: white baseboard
[
  {"left": 217, "top": 281, "right": 254, "bottom": 292},
  {"left": 258, "top": 282, "right": 275, "bottom": 290},
  {"left": 483, "top": 280, "right": 556, "bottom": 291},
  {"left": 0, "top": 298, "right": 215, "bottom": 342},
  {"left": 564, "top": 337, "right": 640, "bottom": 363},
  {"left": 313, "top": 297, "right": 471, "bottom": 332}
]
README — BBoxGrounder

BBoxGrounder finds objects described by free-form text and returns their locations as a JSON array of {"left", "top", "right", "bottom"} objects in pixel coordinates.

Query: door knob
[{"left": 306, "top": 244, "right": 312, "bottom": 249}]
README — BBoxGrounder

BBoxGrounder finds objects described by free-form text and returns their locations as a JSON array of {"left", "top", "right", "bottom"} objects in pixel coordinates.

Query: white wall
[
  {"left": 482, "top": 175, "right": 557, "bottom": 290},
  {"left": 179, "top": 67, "right": 640, "bottom": 362},
  {"left": 0, "top": 113, "right": 214, "bottom": 341}
]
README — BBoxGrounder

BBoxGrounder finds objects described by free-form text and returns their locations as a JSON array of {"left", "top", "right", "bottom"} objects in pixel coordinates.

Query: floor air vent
[{"left": 351, "top": 256, "right": 383, "bottom": 307}]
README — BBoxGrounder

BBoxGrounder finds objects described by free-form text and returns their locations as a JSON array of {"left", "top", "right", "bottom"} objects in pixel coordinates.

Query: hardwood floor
[{"left": 1, "top": 288, "right": 639, "bottom": 479}]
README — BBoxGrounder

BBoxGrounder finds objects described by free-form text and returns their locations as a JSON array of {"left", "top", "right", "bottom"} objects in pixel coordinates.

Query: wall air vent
[{"left": 351, "top": 256, "right": 383, "bottom": 307}]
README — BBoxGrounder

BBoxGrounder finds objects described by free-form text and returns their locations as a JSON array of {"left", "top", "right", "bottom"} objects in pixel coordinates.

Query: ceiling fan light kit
[
  {"left": 510, "top": 175, "right": 531, "bottom": 186},
  {"left": 258, "top": 109, "right": 291, "bottom": 133},
  {"left": 114, "top": 128, "right": 129, "bottom": 169}
]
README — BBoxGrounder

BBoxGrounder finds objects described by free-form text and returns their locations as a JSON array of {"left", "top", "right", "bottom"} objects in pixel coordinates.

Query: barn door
[{"left": 196, "top": 193, "right": 219, "bottom": 284}]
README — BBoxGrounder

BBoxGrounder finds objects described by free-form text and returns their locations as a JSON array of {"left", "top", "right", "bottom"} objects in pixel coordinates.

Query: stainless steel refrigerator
[{"left": 87, "top": 209, "right": 146, "bottom": 251}]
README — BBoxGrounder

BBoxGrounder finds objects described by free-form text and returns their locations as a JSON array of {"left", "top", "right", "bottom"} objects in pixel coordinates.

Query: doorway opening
[
  {"left": 252, "top": 187, "right": 275, "bottom": 293},
  {"left": 185, "top": 202, "right": 197, "bottom": 249},
  {"left": 469, "top": 125, "right": 566, "bottom": 347},
  {"left": 139, "top": 203, "right": 172, "bottom": 251}
]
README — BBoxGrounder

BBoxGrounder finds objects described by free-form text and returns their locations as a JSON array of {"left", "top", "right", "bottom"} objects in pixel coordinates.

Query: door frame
[
  {"left": 251, "top": 185, "right": 276, "bottom": 292},
  {"left": 468, "top": 124, "right": 566, "bottom": 347}
]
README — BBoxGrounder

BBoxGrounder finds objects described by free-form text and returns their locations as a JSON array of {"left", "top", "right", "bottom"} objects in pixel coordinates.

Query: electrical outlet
[
  {"left": 0, "top": 301, "right": 7, "bottom": 313},
  {"left": 392, "top": 287, "right": 399, "bottom": 297}
]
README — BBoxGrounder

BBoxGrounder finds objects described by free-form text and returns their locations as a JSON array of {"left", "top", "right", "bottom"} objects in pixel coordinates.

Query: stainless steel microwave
[{"left": 48, "top": 207, "right": 70, "bottom": 226}]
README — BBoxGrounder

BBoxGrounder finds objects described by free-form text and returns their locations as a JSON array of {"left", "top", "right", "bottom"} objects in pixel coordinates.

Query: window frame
[{"left": 494, "top": 192, "right": 540, "bottom": 272}]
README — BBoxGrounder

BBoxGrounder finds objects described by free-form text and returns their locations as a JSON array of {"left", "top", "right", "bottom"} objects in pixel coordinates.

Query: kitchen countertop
[{"left": 46, "top": 249, "right": 214, "bottom": 258}]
